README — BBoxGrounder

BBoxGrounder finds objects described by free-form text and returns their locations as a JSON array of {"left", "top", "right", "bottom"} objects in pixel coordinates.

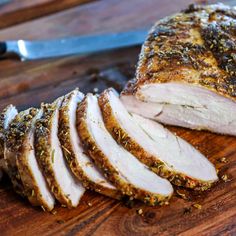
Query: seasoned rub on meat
[
  {"left": 58, "top": 89, "right": 121, "bottom": 199},
  {"left": 99, "top": 89, "right": 218, "bottom": 190},
  {"left": 4, "top": 109, "right": 34, "bottom": 196},
  {"left": 121, "top": 3, "right": 236, "bottom": 135},
  {"left": 77, "top": 94, "right": 173, "bottom": 206},
  {"left": 16, "top": 108, "right": 55, "bottom": 211},
  {"left": 0, "top": 105, "right": 18, "bottom": 180},
  {"left": 35, "top": 98, "right": 85, "bottom": 208}
]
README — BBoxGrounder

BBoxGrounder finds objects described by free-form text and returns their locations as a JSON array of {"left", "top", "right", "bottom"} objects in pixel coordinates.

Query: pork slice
[
  {"left": 121, "top": 3, "right": 236, "bottom": 135},
  {"left": 35, "top": 97, "right": 85, "bottom": 208},
  {"left": 100, "top": 89, "right": 218, "bottom": 190},
  {"left": 16, "top": 108, "right": 55, "bottom": 211},
  {"left": 59, "top": 89, "right": 121, "bottom": 200},
  {"left": 0, "top": 105, "right": 18, "bottom": 180},
  {"left": 4, "top": 108, "right": 32, "bottom": 196},
  {"left": 77, "top": 94, "right": 173, "bottom": 206}
]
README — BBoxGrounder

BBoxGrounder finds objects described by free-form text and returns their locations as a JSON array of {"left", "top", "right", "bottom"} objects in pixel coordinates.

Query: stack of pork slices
[{"left": 0, "top": 88, "right": 218, "bottom": 211}]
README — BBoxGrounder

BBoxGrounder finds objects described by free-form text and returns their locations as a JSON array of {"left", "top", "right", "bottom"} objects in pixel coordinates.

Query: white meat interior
[
  {"left": 51, "top": 103, "right": 85, "bottom": 206},
  {"left": 125, "top": 82, "right": 236, "bottom": 136},
  {"left": 110, "top": 90, "right": 218, "bottom": 182},
  {"left": 86, "top": 94, "right": 173, "bottom": 197},
  {"left": 27, "top": 110, "right": 55, "bottom": 209},
  {"left": 68, "top": 91, "right": 116, "bottom": 190}
]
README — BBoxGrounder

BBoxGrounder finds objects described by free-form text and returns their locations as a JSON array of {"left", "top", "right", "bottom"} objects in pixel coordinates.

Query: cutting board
[{"left": 0, "top": 0, "right": 235, "bottom": 235}]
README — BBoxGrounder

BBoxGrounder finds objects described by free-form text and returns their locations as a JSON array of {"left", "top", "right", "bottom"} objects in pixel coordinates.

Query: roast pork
[
  {"left": 58, "top": 89, "right": 121, "bottom": 199},
  {"left": 16, "top": 108, "right": 55, "bottom": 211},
  {"left": 77, "top": 94, "right": 173, "bottom": 206},
  {"left": 121, "top": 3, "right": 236, "bottom": 135},
  {"left": 35, "top": 98, "right": 85, "bottom": 208},
  {"left": 4, "top": 109, "right": 32, "bottom": 196},
  {"left": 99, "top": 89, "right": 218, "bottom": 190},
  {"left": 0, "top": 105, "right": 18, "bottom": 180}
]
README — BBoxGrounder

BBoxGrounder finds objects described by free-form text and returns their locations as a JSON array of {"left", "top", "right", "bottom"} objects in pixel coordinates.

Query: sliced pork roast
[
  {"left": 121, "top": 3, "right": 236, "bottom": 135},
  {"left": 58, "top": 89, "right": 121, "bottom": 199},
  {"left": 16, "top": 108, "right": 55, "bottom": 211},
  {"left": 0, "top": 105, "right": 18, "bottom": 180},
  {"left": 35, "top": 98, "right": 85, "bottom": 208},
  {"left": 99, "top": 89, "right": 218, "bottom": 189},
  {"left": 4, "top": 109, "right": 33, "bottom": 196},
  {"left": 77, "top": 94, "right": 173, "bottom": 206}
]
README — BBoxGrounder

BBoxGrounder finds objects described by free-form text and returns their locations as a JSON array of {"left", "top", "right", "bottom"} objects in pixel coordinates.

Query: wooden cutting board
[{"left": 0, "top": 0, "right": 235, "bottom": 235}]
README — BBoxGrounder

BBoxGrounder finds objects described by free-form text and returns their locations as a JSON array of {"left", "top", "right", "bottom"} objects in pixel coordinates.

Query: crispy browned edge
[
  {"left": 0, "top": 107, "right": 6, "bottom": 167},
  {"left": 76, "top": 94, "right": 171, "bottom": 206},
  {"left": 99, "top": 89, "right": 216, "bottom": 190},
  {"left": 16, "top": 109, "right": 54, "bottom": 211},
  {"left": 0, "top": 105, "right": 17, "bottom": 174},
  {"left": 34, "top": 99, "right": 75, "bottom": 208},
  {"left": 58, "top": 89, "right": 122, "bottom": 200},
  {"left": 4, "top": 109, "right": 33, "bottom": 197}
]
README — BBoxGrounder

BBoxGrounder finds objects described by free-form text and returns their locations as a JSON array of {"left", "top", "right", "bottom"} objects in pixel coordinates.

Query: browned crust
[
  {"left": 0, "top": 105, "right": 18, "bottom": 174},
  {"left": 15, "top": 109, "right": 41, "bottom": 205},
  {"left": 0, "top": 107, "right": 7, "bottom": 161},
  {"left": 16, "top": 110, "right": 54, "bottom": 211},
  {"left": 35, "top": 99, "right": 75, "bottom": 208},
  {"left": 58, "top": 90, "right": 122, "bottom": 200},
  {"left": 4, "top": 109, "right": 37, "bottom": 196},
  {"left": 99, "top": 89, "right": 215, "bottom": 190},
  {"left": 76, "top": 95, "right": 171, "bottom": 206},
  {"left": 127, "top": 3, "right": 236, "bottom": 102}
]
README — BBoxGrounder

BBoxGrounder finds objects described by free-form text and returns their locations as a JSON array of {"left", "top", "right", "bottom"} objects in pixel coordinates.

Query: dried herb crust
[
  {"left": 5, "top": 108, "right": 37, "bottom": 196},
  {"left": 16, "top": 109, "right": 54, "bottom": 211},
  {"left": 126, "top": 3, "right": 236, "bottom": 101},
  {"left": 76, "top": 95, "right": 171, "bottom": 206},
  {"left": 99, "top": 90, "right": 214, "bottom": 191},
  {"left": 35, "top": 98, "right": 74, "bottom": 208},
  {"left": 58, "top": 90, "right": 122, "bottom": 200},
  {"left": 0, "top": 105, "right": 17, "bottom": 174},
  {"left": 0, "top": 107, "right": 8, "bottom": 161}
]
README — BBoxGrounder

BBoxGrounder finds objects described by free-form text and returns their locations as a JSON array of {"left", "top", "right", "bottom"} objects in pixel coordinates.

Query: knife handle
[{"left": 0, "top": 42, "right": 6, "bottom": 55}]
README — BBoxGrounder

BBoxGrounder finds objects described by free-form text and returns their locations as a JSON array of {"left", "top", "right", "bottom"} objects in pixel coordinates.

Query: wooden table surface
[{"left": 0, "top": 0, "right": 235, "bottom": 235}]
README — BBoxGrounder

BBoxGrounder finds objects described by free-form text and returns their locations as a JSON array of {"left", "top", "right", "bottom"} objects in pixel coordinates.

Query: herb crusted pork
[
  {"left": 0, "top": 3, "right": 228, "bottom": 212},
  {"left": 0, "top": 105, "right": 18, "bottom": 180},
  {"left": 35, "top": 98, "right": 85, "bottom": 208},
  {"left": 77, "top": 94, "right": 174, "bottom": 205},
  {"left": 100, "top": 89, "right": 218, "bottom": 190},
  {"left": 58, "top": 89, "right": 121, "bottom": 200},
  {"left": 121, "top": 3, "right": 236, "bottom": 135}
]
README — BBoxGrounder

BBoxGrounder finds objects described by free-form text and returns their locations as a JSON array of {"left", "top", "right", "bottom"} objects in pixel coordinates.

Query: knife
[{"left": 0, "top": 29, "right": 147, "bottom": 61}]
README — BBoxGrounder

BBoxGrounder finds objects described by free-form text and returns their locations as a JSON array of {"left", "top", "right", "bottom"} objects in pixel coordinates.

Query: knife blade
[{"left": 0, "top": 29, "right": 148, "bottom": 61}]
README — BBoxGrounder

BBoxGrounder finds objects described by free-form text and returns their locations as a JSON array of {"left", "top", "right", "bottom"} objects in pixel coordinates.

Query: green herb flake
[{"left": 51, "top": 149, "right": 55, "bottom": 163}]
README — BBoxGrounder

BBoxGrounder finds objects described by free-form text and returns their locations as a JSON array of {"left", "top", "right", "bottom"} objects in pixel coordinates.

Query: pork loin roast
[
  {"left": 0, "top": 3, "right": 233, "bottom": 211},
  {"left": 77, "top": 94, "right": 173, "bottom": 206},
  {"left": 58, "top": 89, "right": 121, "bottom": 199},
  {"left": 0, "top": 105, "right": 18, "bottom": 180},
  {"left": 4, "top": 109, "right": 33, "bottom": 196},
  {"left": 121, "top": 3, "right": 236, "bottom": 135},
  {"left": 35, "top": 98, "right": 85, "bottom": 208},
  {"left": 16, "top": 108, "right": 55, "bottom": 211},
  {"left": 99, "top": 89, "right": 218, "bottom": 190}
]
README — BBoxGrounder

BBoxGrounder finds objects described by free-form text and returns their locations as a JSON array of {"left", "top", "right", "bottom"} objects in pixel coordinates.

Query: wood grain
[
  {"left": 0, "top": 0, "right": 197, "bottom": 40},
  {"left": 0, "top": 47, "right": 138, "bottom": 111},
  {"left": 0, "top": 0, "right": 94, "bottom": 29},
  {"left": 0, "top": 0, "right": 235, "bottom": 235}
]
